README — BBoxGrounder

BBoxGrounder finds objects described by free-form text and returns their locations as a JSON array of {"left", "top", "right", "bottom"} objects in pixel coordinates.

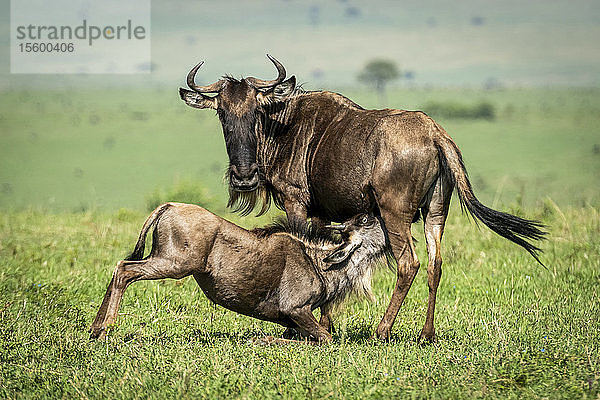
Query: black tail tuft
[
  {"left": 435, "top": 131, "right": 548, "bottom": 267},
  {"left": 464, "top": 198, "right": 547, "bottom": 267}
]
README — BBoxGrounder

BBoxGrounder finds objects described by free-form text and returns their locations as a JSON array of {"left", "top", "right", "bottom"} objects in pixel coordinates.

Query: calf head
[{"left": 323, "top": 214, "right": 386, "bottom": 264}]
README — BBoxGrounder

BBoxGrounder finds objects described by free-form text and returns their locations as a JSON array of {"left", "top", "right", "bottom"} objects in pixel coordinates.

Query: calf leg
[
  {"left": 287, "top": 305, "right": 332, "bottom": 344},
  {"left": 90, "top": 257, "right": 192, "bottom": 339},
  {"left": 318, "top": 302, "right": 335, "bottom": 334},
  {"left": 281, "top": 216, "right": 337, "bottom": 337},
  {"left": 281, "top": 201, "right": 308, "bottom": 339},
  {"left": 281, "top": 209, "right": 336, "bottom": 337}
]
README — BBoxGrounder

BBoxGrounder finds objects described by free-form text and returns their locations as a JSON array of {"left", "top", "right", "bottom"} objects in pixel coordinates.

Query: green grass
[
  {"left": 1, "top": 87, "right": 599, "bottom": 398},
  {"left": 0, "top": 204, "right": 599, "bottom": 399}
]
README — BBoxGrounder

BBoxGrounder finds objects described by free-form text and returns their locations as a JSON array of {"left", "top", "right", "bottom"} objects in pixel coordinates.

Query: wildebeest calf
[{"left": 90, "top": 202, "right": 388, "bottom": 342}]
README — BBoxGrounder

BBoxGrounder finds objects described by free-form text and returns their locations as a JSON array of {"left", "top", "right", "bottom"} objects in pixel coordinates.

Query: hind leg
[
  {"left": 90, "top": 257, "right": 192, "bottom": 339},
  {"left": 419, "top": 175, "right": 453, "bottom": 343},
  {"left": 371, "top": 144, "right": 440, "bottom": 341},
  {"left": 372, "top": 182, "right": 424, "bottom": 341}
]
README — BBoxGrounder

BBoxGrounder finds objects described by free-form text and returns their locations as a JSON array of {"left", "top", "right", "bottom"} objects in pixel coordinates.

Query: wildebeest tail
[
  {"left": 433, "top": 124, "right": 547, "bottom": 266},
  {"left": 124, "top": 203, "right": 172, "bottom": 261}
]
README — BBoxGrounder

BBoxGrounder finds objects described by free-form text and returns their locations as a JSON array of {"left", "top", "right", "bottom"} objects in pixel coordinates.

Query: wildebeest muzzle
[{"left": 229, "top": 163, "right": 260, "bottom": 191}]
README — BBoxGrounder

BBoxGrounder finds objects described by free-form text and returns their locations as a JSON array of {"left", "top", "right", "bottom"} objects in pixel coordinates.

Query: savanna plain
[{"left": 0, "top": 87, "right": 599, "bottom": 398}]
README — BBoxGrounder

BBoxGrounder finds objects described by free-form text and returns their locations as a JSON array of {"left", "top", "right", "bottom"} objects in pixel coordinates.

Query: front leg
[
  {"left": 281, "top": 199, "right": 308, "bottom": 339},
  {"left": 319, "top": 303, "right": 336, "bottom": 334},
  {"left": 282, "top": 202, "right": 336, "bottom": 335},
  {"left": 287, "top": 305, "right": 333, "bottom": 344},
  {"left": 311, "top": 216, "right": 337, "bottom": 334}
]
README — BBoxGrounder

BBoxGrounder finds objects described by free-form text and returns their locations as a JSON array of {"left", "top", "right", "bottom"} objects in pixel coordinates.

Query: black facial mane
[{"left": 227, "top": 181, "right": 284, "bottom": 217}]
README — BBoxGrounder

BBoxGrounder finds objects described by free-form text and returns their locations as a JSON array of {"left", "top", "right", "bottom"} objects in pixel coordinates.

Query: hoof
[
  {"left": 250, "top": 335, "right": 278, "bottom": 346},
  {"left": 282, "top": 327, "right": 299, "bottom": 339},
  {"left": 89, "top": 326, "right": 107, "bottom": 340},
  {"left": 418, "top": 331, "right": 437, "bottom": 345},
  {"left": 250, "top": 336, "right": 321, "bottom": 346},
  {"left": 374, "top": 328, "right": 391, "bottom": 342}
]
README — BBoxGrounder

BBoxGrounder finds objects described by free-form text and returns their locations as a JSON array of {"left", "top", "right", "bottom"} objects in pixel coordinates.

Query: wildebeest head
[{"left": 179, "top": 55, "right": 296, "bottom": 192}]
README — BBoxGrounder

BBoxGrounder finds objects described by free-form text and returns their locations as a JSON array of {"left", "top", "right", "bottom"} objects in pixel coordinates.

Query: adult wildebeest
[
  {"left": 179, "top": 55, "right": 546, "bottom": 342},
  {"left": 89, "top": 203, "right": 389, "bottom": 342}
]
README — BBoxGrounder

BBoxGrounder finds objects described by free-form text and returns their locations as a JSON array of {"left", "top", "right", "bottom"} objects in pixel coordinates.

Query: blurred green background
[{"left": 1, "top": 87, "right": 599, "bottom": 213}]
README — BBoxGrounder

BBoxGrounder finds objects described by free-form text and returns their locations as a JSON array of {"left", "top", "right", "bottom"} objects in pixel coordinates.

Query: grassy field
[
  {"left": 1, "top": 87, "right": 599, "bottom": 398},
  {"left": 0, "top": 204, "right": 598, "bottom": 398}
]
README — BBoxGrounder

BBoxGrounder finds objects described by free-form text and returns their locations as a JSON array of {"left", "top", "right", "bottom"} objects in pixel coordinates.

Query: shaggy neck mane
[{"left": 251, "top": 217, "right": 341, "bottom": 247}]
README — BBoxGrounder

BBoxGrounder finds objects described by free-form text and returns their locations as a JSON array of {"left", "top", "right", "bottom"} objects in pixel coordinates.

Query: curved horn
[
  {"left": 246, "top": 54, "right": 286, "bottom": 89},
  {"left": 187, "top": 61, "right": 224, "bottom": 93}
]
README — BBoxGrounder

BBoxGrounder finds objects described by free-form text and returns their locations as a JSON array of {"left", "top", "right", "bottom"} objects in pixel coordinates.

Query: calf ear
[
  {"left": 179, "top": 88, "right": 217, "bottom": 109},
  {"left": 323, "top": 241, "right": 361, "bottom": 264}
]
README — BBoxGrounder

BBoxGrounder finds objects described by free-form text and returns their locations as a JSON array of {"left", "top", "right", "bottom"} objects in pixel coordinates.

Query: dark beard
[{"left": 227, "top": 184, "right": 283, "bottom": 217}]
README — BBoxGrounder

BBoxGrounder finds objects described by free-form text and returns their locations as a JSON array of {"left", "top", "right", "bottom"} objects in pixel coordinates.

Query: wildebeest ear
[
  {"left": 256, "top": 76, "right": 296, "bottom": 104},
  {"left": 323, "top": 241, "right": 361, "bottom": 264},
  {"left": 179, "top": 88, "right": 217, "bottom": 109},
  {"left": 273, "top": 76, "right": 296, "bottom": 100}
]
